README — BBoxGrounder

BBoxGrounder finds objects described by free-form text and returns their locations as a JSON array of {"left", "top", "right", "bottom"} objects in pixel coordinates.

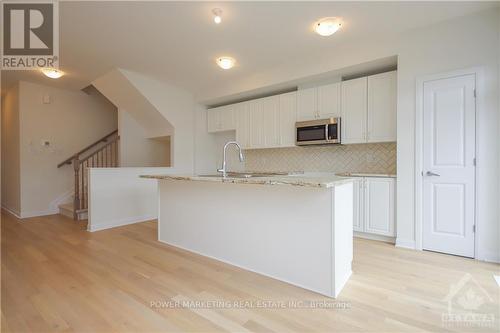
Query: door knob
[{"left": 426, "top": 171, "right": 440, "bottom": 177}]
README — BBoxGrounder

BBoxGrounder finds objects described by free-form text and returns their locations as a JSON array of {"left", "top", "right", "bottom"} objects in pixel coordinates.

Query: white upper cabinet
[
  {"left": 262, "top": 96, "right": 280, "bottom": 148},
  {"left": 279, "top": 91, "right": 297, "bottom": 147},
  {"left": 208, "top": 70, "right": 396, "bottom": 148},
  {"left": 363, "top": 177, "right": 395, "bottom": 237},
  {"left": 235, "top": 102, "right": 250, "bottom": 149},
  {"left": 341, "top": 77, "right": 368, "bottom": 144},
  {"left": 341, "top": 71, "right": 397, "bottom": 144},
  {"left": 297, "top": 87, "right": 317, "bottom": 121},
  {"left": 367, "top": 71, "right": 397, "bottom": 142},
  {"left": 248, "top": 99, "right": 265, "bottom": 148},
  {"left": 318, "top": 82, "right": 341, "bottom": 118},
  {"left": 297, "top": 83, "right": 341, "bottom": 121},
  {"left": 207, "top": 105, "right": 235, "bottom": 133}
]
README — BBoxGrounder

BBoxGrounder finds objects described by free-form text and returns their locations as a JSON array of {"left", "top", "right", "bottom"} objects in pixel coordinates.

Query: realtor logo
[
  {"left": 442, "top": 273, "right": 495, "bottom": 328},
  {"left": 1, "top": 1, "right": 59, "bottom": 69}
]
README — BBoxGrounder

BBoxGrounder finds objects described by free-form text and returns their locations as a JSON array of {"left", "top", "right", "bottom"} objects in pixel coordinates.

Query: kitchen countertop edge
[{"left": 140, "top": 174, "right": 355, "bottom": 188}]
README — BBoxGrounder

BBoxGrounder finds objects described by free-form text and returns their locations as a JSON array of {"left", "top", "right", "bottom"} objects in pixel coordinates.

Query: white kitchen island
[{"left": 142, "top": 173, "right": 354, "bottom": 298}]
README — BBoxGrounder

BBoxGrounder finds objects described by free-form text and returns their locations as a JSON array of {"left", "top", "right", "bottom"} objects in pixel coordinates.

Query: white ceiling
[{"left": 2, "top": 1, "right": 498, "bottom": 104}]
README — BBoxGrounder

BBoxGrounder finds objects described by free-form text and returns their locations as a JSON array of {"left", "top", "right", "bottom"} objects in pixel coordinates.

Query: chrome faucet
[{"left": 217, "top": 141, "right": 245, "bottom": 177}]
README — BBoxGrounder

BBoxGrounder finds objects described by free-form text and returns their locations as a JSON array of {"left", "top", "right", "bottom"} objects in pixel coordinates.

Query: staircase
[{"left": 57, "top": 130, "right": 119, "bottom": 220}]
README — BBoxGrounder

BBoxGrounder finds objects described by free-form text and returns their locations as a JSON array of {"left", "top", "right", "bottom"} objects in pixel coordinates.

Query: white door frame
[{"left": 415, "top": 67, "right": 483, "bottom": 257}]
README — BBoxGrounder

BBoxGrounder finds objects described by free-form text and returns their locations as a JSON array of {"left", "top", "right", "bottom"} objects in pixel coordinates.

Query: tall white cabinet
[{"left": 353, "top": 177, "right": 395, "bottom": 238}]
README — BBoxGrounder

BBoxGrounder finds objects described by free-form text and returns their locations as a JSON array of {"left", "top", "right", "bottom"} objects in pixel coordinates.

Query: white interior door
[{"left": 422, "top": 74, "right": 476, "bottom": 258}]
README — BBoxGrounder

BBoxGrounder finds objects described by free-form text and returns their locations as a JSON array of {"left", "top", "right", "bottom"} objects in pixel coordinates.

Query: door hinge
[
  {"left": 473, "top": 225, "right": 476, "bottom": 233},
  {"left": 473, "top": 158, "right": 476, "bottom": 166},
  {"left": 473, "top": 89, "right": 477, "bottom": 98}
]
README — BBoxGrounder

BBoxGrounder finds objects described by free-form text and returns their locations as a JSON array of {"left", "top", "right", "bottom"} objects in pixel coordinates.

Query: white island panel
[{"left": 157, "top": 179, "right": 353, "bottom": 298}]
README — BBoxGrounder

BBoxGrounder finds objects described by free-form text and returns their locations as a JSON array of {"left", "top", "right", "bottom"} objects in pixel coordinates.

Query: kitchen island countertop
[{"left": 140, "top": 173, "right": 354, "bottom": 188}]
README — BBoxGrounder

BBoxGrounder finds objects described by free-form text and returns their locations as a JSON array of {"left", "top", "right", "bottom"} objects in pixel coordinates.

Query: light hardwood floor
[{"left": 1, "top": 211, "right": 499, "bottom": 332}]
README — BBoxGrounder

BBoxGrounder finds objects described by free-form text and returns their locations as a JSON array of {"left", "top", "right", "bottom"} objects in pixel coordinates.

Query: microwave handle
[{"left": 325, "top": 125, "right": 329, "bottom": 142}]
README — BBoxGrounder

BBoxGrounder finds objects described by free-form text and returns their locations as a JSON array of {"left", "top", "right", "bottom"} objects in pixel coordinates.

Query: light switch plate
[{"left": 42, "top": 94, "right": 51, "bottom": 104}]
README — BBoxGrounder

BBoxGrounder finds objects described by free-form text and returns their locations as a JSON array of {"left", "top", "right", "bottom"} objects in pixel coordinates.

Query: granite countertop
[
  {"left": 140, "top": 172, "right": 354, "bottom": 188},
  {"left": 335, "top": 172, "right": 397, "bottom": 178}
]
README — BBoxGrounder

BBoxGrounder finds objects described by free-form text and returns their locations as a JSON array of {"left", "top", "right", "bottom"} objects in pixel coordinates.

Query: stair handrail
[{"left": 57, "top": 129, "right": 118, "bottom": 168}]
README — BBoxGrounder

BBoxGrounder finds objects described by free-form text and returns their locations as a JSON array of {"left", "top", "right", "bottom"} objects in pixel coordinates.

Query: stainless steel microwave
[{"left": 295, "top": 118, "right": 341, "bottom": 146}]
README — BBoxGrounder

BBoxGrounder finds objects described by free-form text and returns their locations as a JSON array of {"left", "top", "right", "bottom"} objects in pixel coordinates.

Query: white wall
[
  {"left": 120, "top": 70, "right": 196, "bottom": 173},
  {"left": 88, "top": 167, "right": 171, "bottom": 231},
  {"left": 13, "top": 81, "right": 117, "bottom": 217},
  {"left": 118, "top": 109, "right": 171, "bottom": 167},
  {"left": 1, "top": 83, "right": 20, "bottom": 216},
  {"left": 394, "top": 10, "right": 499, "bottom": 262}
]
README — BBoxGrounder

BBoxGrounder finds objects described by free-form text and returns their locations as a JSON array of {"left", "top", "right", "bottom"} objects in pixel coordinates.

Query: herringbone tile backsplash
[{"left": 244, "top": 143, "right": 396, "bottom": 174}]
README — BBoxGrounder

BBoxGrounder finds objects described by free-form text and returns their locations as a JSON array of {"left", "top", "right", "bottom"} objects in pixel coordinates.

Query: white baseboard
[
  {"left": 1, "top": 205, "right": 21, "bottom": 219},
  {"left": 1, "top": 205, "right": 55, "bottom": 219},
  {"left": 88, "top": 215, "right": 156, "bottom": 232},
  {"left": 395, "top": 238, "right": 417, "bottom": 250},
  {"left": 20, "top": 209, "right": 59, "bottom": 219},
  {"left": 354, "top": 231, "right": 395, "bottom": 244},
  {"left": 476, "top": 251, "right": 500, "bottom": 264}
]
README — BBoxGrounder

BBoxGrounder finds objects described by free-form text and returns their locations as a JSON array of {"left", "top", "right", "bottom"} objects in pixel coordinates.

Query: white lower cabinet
[{"left": 353, "top": 177, "right": 395, "bottom": 237}]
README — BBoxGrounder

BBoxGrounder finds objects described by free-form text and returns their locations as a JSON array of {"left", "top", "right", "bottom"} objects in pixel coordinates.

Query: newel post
[{"left": 73, "top": 156, "right": 80, "bottom": 220}]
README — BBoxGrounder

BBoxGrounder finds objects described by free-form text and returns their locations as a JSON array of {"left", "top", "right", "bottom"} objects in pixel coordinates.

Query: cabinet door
[
  {"left": 297, "top": 87, "right": 317, "bottom": 121},
  {"left": 364, "top": 178, "right": 395, "bottom": 236},
  {"left": 262, "top": 96, "right": 280, "bottom": 148},
  {"left": 207, "top": 108, "right": 221, "bottom": 133},
  {"left": 353, "top": 178, "right": 364, "bottom": 232},
  {"left": 248, "top": 99, "right": 264, "bottom": 148},
  {"left": 318, "top": 82, "right": 341, "bottom": 118},
  {"left": 367, "top": 71, "right": 397, "bottom": 143},
  {"left": 341, "top": 77, "right": 367, "bottom": 144},
  {"left": 235, "top": 102, "right": 250, "bottom": 148},
  {"left": 220, "top": 105, "right": 236, "bottom": 131},
  {"left": 279, "top": 91, "right": 297, "bottom": 147}
]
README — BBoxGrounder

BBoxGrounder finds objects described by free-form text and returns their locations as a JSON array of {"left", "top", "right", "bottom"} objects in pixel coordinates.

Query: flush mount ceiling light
[
  {"left": 216, "top": 56, "right": 235, "bottom": 70},
  {"left": 212, "top": 8, "right": 222, "bottom": 24},
  {"left": 314, "top": 17, "right": 343, "bottom": 36},
  {"left": 41, "top": 67, "right": 64, "bottom": 79}
]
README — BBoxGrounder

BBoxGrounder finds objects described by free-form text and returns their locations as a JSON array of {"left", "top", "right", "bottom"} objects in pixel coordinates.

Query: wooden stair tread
[{"left": 58, "top": 203, "right": 88, "bottom": 213}]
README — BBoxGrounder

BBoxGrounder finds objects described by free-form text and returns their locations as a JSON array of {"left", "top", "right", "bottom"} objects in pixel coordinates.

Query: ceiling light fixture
[
  {"left": 41, "top": 67, "right": 64, "bottom": 79},
  {"left": 314, "top": 17, "right": 342, "bottom": 36},
  {"left": 212, "top": 8, "right": 222, "bottom": 24},
  {"left": 216, "top": 56, "right": 235, "bottom": 70}
]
